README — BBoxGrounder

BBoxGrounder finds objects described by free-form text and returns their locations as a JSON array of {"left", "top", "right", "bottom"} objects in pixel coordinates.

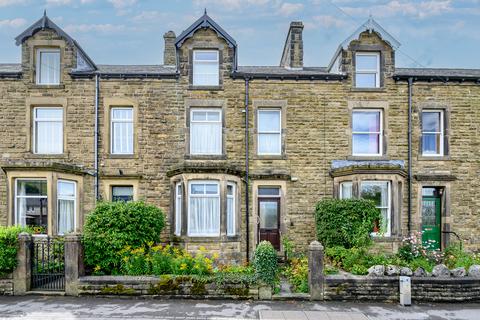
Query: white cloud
[
  {"left": 277, "top": 2, "right": 304, "bottom": 16},
  {"left": 107, "top": 0, "right": 137, "bottom": 9},
  {"left": 64, "top": 23, "right": 126, "bottom": 33},
  {"left": 131, "top": 10, "right": 168, "bottom": 22},
  {"left": 0, "top": 0, "right": 26, "bottom": 7},
  {"left": 0, "top": 18, "right": 27, "bottom": 28},
  {"left": 305, "top": 15, "right": 346, "bottom": 29},
  {"left": 340, "top": 0, "right": 453, "bottom": 19},
  {"left": 46, "top": 0, "right": 72, "bottom": 5},
  {"left": 192, "top": 0, "right": 278, "bottom": 11}
]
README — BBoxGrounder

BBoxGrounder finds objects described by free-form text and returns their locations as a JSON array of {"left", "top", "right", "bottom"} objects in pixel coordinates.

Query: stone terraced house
[{"left": 0, "top": 12, "right": 479, "bottom": 263}]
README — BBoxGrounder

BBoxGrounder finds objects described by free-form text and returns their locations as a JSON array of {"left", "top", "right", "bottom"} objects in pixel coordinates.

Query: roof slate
[{"left": 96, "top": 65, "right": 177, "bottom": 74}]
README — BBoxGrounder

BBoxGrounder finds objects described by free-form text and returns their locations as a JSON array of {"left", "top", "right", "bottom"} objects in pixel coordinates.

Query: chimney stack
[
  {"left": 280, "top": 21, "right": 304, "bottom": 69},
  {"left": 163, "top": 31, "right": 176, "bottom": 66}
]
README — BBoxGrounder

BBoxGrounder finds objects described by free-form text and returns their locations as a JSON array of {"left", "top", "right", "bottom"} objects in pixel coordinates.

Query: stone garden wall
[
  {"left": 0, "top": 274, "right": 13, "bottom": 296},
  {"left": 324, "top": 274, "right": 480, "bottom": 302},
  {"left": 78, "top": 275, "right": 264, "bottom": 300}
]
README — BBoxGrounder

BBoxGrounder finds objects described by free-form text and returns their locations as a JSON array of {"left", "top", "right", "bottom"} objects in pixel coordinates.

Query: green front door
[{"left": 422, "top": 195, "right": 441, "bottom": 250}]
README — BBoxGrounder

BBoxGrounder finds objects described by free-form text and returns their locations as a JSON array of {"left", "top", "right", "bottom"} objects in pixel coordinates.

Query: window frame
[
  {"left": 192, "top": 50, "right": 220, "bottom": 87},
  {"left": 110, "top": 107, "right": 134, "bottom": 155},
  {"left": 352, "top": 109, "right": 383, "bottom": 156},
  {"left": 257, "top": 108, "right": 282, "bottom": 156},
  {"left": 189, "top": 108, "right": 223, "bottom": 156},
  {"left": 187, "top": 180, "right": 221, "bottom": 237},
  {"left": 355, "top": 52, "right": 380, "bottom": 88},
  {"left": 36, "top": 48, "right": 61, "bottom": 85},
  {"left": 421, "top": 109, "right": 444, "bottom": 157},
  {"left": 14, "top": 178, "right": 48, "bottom": 232},
  {"left": 360, "top": 180, "right": 391, "bottom": 237},
  {"left": 175, "top": 182, "right": 182, "bottom": 236},
  {"left": 339, "top": 181, "right": 353, "bottom": 199},
  {"left": 32, "top": 107, "right": 64, "bottom": 155},
  {"left": 57, "top": 179, "right": 76, "bottom": 236},
  {"left": 226, "top": 182, "right": 236, "bottom": 236},
  {"left": 111, "top": 185, "right": 134, "bottom": 202}
]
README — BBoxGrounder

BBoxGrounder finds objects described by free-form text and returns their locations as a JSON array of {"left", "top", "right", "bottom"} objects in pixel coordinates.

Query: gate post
[
  {"left": 308, "top": 241, "right": 324, "bottom": 300},
  {"left": 64, "top": 234, "right": 84, "bottom": 296},
  {"left": 13, "top": 232, "right": 32, "bottom": 295}
]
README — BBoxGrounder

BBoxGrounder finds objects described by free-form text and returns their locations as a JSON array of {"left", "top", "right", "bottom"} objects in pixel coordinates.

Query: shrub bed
[{"left": 0, "top": 226, "right": 30, "bottom": 276}]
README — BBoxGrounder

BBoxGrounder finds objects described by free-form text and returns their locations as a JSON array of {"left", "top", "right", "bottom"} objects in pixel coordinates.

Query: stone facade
[{"left": 0, "top": 12, "right": 479, "bottom": 263}]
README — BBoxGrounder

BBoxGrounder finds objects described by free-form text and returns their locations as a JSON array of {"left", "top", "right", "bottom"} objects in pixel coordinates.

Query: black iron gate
[{"left": 30, "top": 238, "right": 65, "bottom": 291}]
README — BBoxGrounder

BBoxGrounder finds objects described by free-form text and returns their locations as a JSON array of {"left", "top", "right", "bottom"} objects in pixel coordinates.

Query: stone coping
[{"left": 326, "top": 274, "right": 480, "bottom": 284}]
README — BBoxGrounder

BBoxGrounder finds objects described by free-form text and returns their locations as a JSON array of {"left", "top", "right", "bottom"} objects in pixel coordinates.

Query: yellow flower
[
  {"left": 180, "top": 263, "right": 188, "bottom": 270},
  {"left": 199, "top": 246, "right": 206, "bottom": 252},
  {"left": 212, "top": 253, "right": 219, "bottom": 260},
  {"left": 204, "top": 257, "right": 212, "bottom": 265},
  {"left": 94, "top": 265, "right": 101, "bottom": 272}
]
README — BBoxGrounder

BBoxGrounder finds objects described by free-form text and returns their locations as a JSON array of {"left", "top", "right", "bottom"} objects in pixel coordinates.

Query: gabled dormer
[
  {"left": 175, "top": 11, "right": 237, "bottom": 89},
  {"left": 15, "top": 11, "right": 96, "bottom": 86},
  {"left": 328, "top": 17, "right": 400, "bottom": 89}
]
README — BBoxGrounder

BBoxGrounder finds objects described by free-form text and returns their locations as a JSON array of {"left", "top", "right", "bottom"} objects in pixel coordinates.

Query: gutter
[
  {"left": 244, "top": 77, "right": 250, "bottom": 263},
  {"left": 395, "top": 75, "right": 480, "bottom": 83},
  {"left": 232, "top": 72, "right": 346, "bottom": 81},
  {"left": 94, "top": 74, "right": 100, "bottom": 200},
  {"left": 407, "top": 77, "right": 413, "bottom": 235}
]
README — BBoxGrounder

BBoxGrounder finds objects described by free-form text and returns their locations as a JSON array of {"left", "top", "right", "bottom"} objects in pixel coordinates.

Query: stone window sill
[
  {"left": 350, "top": 87, "right": 386, "bottom": 93},
  {"left": 254, "top": 154, "right": 287, "bottom": 160},
  {"left": 26, "top": 153, "right": 68, "bottom": 159},
  {"left": 171, "top": 235, "right": 241, "bottom": 243},
  {"left": 347, "top": 155, "right": 389, "bottom": 161},
  {"left": 184, "top": 154, "right": 227, "bottom": 160},
  {"left": 373, "top": 236, "right": 402, "bottom": 243},
  {"left": 188, "top": 85, "right": 224, "bottom": 91},
  {"left": 417, "top": 155, "right": 451, "bottom": 161},
  {"left": 108, "top": 154, "right": 136, "bottom": 160},
  {"left": 28, "top": 84, "right": 65, "bottom": 90}
]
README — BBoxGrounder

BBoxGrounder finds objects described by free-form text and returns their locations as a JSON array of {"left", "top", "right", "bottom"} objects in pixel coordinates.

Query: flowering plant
[{"left": 398, "top": 231, "right": 443, "bottom": 264}]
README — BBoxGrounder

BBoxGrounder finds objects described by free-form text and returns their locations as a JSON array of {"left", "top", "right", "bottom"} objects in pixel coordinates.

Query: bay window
[
  {"left": 111, "top": 107, "right": 134, "bottom": 155},
  {"left": 227, "top": 183, "right": 235, "bottom": 236},
  {"left": 175, "top": 182, "right": 182, "bottom": 236},
  {"left": 57, "top": 180, "right": 76, "bottom": 235},
  {"left": 421, "top": 110, "right": 444, "bottom": 156},
  {"left": 188, "top": 181, "right": 220, "bottom": 236},
  {"left": 352, "top": 109, "right": 382, "bottom": 156},
  {"left": 33, "top": 107, "right": 63, "bottom": 154},
  {"left": 355, "top": 52, "right": 380, "bottom": 88},
  {"left": 15, "top": 179, "right": 48, "bottom": 234},
  {"left": 339, "top": 182, "right": 353, "bottom": 199},
  {"left": 190, "top": 109, "right": 222, "bottom": 155},
  {"left": 36, "top": 48, "right": 60, "bottom": 85},
  {"left": 257, "top": 109, "right": 282, "bottom": 155},
  {"left": 192, "top": 50, "right": 219, "bottom": 86},
  {"left": 360, "top": 181, "right": 391, "bottom": 236}
]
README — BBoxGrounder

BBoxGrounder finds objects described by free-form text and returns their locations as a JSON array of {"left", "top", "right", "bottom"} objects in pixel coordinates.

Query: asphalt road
[{"left": 0, "top": 296, "right": 479, "bottom": 320}]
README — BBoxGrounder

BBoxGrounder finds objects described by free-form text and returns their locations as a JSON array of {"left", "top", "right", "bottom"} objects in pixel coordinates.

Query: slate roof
[
  {"left": 394, "top": 68, "right": 480, "bottom": 80},
  {"left": 0, "top": 63, "right": 21, "bottom": 73},
  {"left": 233, "top": 66, "right": 346, "bottom": 80},
  {"left": 96, "top": 65, "right": 177, "bottom": 75}
]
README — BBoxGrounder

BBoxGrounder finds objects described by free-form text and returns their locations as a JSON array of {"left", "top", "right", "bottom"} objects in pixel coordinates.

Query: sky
[{"left": 0, "top": 0, "right": 479, "bottom": 68}]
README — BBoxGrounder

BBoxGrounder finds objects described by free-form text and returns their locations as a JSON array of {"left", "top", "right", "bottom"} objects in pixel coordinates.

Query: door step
[{"left": 27, "top": 290, "right": 65, "bottom": 296}]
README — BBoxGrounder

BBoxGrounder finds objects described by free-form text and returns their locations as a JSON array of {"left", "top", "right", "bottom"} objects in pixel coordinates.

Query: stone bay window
[{"left": 172, "top": 174, "right": 240, "bottom": 239}]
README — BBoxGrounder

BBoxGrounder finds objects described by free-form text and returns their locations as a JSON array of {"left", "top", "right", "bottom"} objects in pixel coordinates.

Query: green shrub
[
  {"left": 443, "top": 243, "right": 480, "bottom": 270},
  {"left": 0, "top": 226, "right": 30, "bottom": 276},
  {"left": 315, "top": 199, "right": 380, "bottom": 248},
  {"left": 253, "top": 241, "right": 278, "bottom": 286},
  {"left": 350, "top": 264, "right": 369, "bottom": 275},
  {"left": 83, "top": 201, "right": 165, "bottom": 274},
  {"left": 283, "top": 257, "right": 309, "bottom": 293}
]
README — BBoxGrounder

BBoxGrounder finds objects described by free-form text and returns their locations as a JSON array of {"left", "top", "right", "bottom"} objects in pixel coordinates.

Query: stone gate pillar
[
  {"left": 64, "top": 234, "right": 84, "bottom": 296},
  {"left": 308, "top": 240, "right": 324, "bottom": 300},
  {"left": 13, "top": 232, "right": 32, "bottom": 295}
]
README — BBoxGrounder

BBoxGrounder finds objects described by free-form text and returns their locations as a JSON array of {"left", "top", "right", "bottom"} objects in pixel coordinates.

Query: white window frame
[
  {"left": 192, "top": 50, "right": 219, "bottom": 86},
  {"left": 421, "top": 110, "right": 444, "bottom": 156},
  {"left": 355, "top": 52, "right": 380, "bottom": 88},
  {"left": 175, "top": 182, "right": 182, "bottom": 236},
  {"left": 189, "top": 108, "right": 222, "bottom": 155},
  {"left": 14, "top": 178, "right": 48, "bottom": 229},
  {"left": 226, "top": 182, "right": 236, "bottom": 236},
  {"left": 352, "top": 109, "right": 383, "bottom": 156},
  {"left": 33, "top": 107, "right": 63, "bottom": 154},
  {"left": 339, "top": 181, "right": 353, "bottom": 199},
  {"left": 36, "top": 48, "right": 61, "bottom": 85},
  {"left": 57, "top": 180, "right": 76, "bottom": 236},
  {"left": 257, "top": 108, "right": 282, "bottom": 156},
  {"left": 187, "top": 180, "right": 221, "bottom": 237},
  {"left": 360, "top": 181, "right": 391, "bottom": 237},
  {"left": 110, "top": 107, "right": 134, "bottom": 155}
]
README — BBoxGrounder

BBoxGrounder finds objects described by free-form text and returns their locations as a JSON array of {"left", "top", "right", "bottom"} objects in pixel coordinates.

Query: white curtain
[
  {"left": 379, "top": 183, "right": 390, "bottom": 235},
  {"left": 191, "top": 122, "right": 222, "bottom": 155},
  {"left": 16, "top": 183, "right": 27, "bottom": 226},
  {"left": 188, "top": 196, "right": 220, "bottom": 236},
  {"left": 258, "top": 110, "right": 281, "bottom": 155},
  {"left": 58, "top": 199, "right": 74, "bottom": 235},
  {"left": 39, "top": 51, "right": 60, "bottom": 84},
  {"left": 258, "top": 133, "right": 281, "bottom": 154},
  {"left": 340, "top": 182, "right": 353, "bottom": 199},
  {"left": 227, "top": 196, "right": 234, "bottom": 236},
  {"left": 36, "top": 121, "right": 63, "bottom": 153},
  {"left": 175, "top": 184, "right": 182, "bottom": 236},
  {"left": 193, "top": 61, "right": 219, "bottom": 86},
  {"left": 112, "top": 122, "right": 133, "bottom": 154}
]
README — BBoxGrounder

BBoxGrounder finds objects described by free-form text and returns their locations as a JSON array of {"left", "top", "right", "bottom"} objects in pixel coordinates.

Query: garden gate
[{"left": 30, "top": 238, "right": 65, "bottom": 291}]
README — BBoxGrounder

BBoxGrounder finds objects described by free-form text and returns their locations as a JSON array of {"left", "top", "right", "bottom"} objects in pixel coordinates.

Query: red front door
[{"left": 258, "top": 198, "right": 280, "bottom": 250}]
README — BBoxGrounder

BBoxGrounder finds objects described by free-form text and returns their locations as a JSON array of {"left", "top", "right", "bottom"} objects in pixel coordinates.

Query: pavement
[{"left": 0, "top": 296, "right": 479, "bottom": 320}]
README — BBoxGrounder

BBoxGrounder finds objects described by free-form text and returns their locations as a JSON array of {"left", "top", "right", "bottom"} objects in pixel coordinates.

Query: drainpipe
[
  {"left": 94, "top": 74, "right": 100, "bottom": 200},
  {"left": 407, "top": 77, "right": 413, "bottom": 234},
  {"left": 245, "top": 77, "right": 250, "bottom": 263}
]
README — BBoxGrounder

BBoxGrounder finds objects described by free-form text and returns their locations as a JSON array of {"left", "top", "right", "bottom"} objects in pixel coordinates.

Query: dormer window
[
  {"left": 355, "top": 52, "right": 380, "bottom": 88},
  {"left": 36, "top": 48, "right": 60, "bottom": 85},
  {"left": 192, "top": 50, "right": 219, "bottom": 86}
]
